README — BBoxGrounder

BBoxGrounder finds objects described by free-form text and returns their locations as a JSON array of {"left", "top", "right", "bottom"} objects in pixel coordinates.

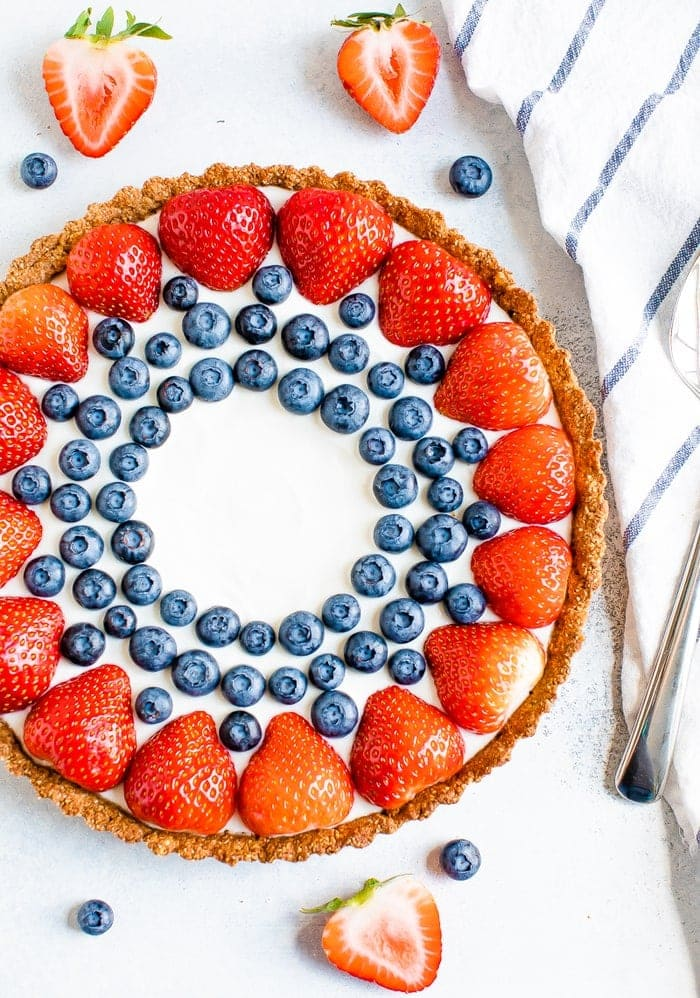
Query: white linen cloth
[{"left": 441, "top": 0, "right": 700, "bottom": 846}]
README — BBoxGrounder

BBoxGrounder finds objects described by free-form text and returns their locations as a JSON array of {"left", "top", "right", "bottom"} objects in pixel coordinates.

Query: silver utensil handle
[{"left": 615, "top": 516, "right": 700, "bottom": 802}]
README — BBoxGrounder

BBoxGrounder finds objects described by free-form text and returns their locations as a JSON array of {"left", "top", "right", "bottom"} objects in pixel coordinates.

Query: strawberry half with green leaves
[
  {"left": 378, "top": 240, "right": 491, "bottom": 346},
  {"left": 42, "top": 7, "right": 170, "bottom": 158},
  {"left": 303, "top": 874, "right": 442, "bottom": 993},
  {"left": 277, "top": 188, "right": 393, "bottom": 305},
  {"left": 350, "top": 686, "right": 464, "bottom": 808},
  {"left": 0, "top": 491, "right": 42, "bottom": 589},
  {"left": 425, "top": 623, "right": 546, "bottom": 734},
  {"left": 333, "top": 6, "right": 441, "bottom": 134},
  {"left": 237, "top": 712, "right": 353, "bottom": 835},
  {"left": 24, "top": 664, "right": 136, "bottom": 792},
  {"left": 158, "top": 186, "right": 275, "bottom": 292},
  {"left": 124, "top": 711, "right": 236, "bottom": 834},
  {"left": 0, "top": 598, "right": 64, "bottom": 713},
  {"left": 0, "top": 369, "right": 47, "bottom": 475},
  {"left": 0, "top": 285, "right": 88, "bottom": 382}
]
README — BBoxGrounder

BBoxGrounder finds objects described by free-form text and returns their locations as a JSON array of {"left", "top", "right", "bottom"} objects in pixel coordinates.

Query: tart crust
[{"left": 0, "top": 163, "right": 607, "bottom": 865}]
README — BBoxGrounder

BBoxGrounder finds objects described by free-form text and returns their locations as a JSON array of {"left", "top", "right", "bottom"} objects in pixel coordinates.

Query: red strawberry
[
  {"left": 42, "top": 8, "right": 170, "bottom": 158},
  {"left": 66, "top": 223, "right": 161, "bottom": 322},
  {"left": 333, "top": 7, "right": 441, "bottom": 134},
  {"left": 350, "top": 686, "right": 464, "bottom": 808},
  {"left": 425, "top": 623, "right": 546, "bottom": 734},
  {"left": 237, "top": 712, "right": 353, "bottom": 835},
  {"left": 158, "top": 186, "right": 275, "bottom": 292},
  {"left": 0, "top": 285, "right": 88, "bottom": 382},
  {"left": 277, "top": 188, "right": 393, "bottom": 305},
  {"left": 0, "top": 369, "right": 47, "bottom": 475},
  {"left": 434, "top": 322, "right": 552, "bottom": 430},
  {"left": 304, "top": 875, "right": 441, "bottom": 993},
  {"left": 0, "top": 491, "right": 42, "bottom": 589},
  {"left": 0, "top": 598, "right": 64, "bottom": 713},
  {"left": 378, "top": 240, "right": 491, "bottom": 346},
  {"left": 473, "top": 424, "right": 576, "bottom": 523},
  {"left": 471, "top": 526, "right": 572, "bottom": 628},
  {"left": 124, "top": 711, "right": 236, "bottom": 834},
  {"left": 23, "top": 664, "right": 136, "bottom": 792}
]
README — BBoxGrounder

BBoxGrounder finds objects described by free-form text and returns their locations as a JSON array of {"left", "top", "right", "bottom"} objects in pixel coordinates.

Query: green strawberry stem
[
  {"left": 331, "top": 5, "right": 414, "bottom": 30},
  {"left": 64, "top": 7, "right": 171, "bottom": 43},
  {"left": 301, "top": 874, "right": 408, "bottom": 914}
]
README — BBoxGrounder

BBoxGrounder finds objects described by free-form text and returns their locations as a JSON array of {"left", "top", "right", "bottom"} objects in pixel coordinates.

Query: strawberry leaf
[
  {"left": 95, "top": 7, "right": 115, "bottom": 37},
  {"left": 127, "top": 23, "right": 172, "bottom": 39},
  {"left": 64, "top": 7, "right": 93, "bottom": 38}
]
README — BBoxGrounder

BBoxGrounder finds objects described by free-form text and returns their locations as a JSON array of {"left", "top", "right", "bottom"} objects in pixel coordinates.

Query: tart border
[{"left": 0, "top": 163, "right": 607, "bottom": 865}]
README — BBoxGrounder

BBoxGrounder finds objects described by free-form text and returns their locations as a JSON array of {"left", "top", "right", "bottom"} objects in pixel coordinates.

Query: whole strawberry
[
  {"left": 0, "top": 491, "right": 42, "bottom": 589},
  {"left": 0, "top": 285, "right": 88, "bottom": 382},
  {"left": 66, "top": 223, "right": 162, "bottom": 322},
  {"left": 0, "top": 369, "right": 47, "bottom": 475},
  {"left": 237, "top": 712, "right": 353, "bottom": 835},
  {"left": 378, "top": 240, "right": 490, "bottom": 346},
  {"left": 124, "top": 711, "right": 237, "bottom": 834},
  {"left": 277, "top": 188, "right": 393, "bottom": 305},
  {"left": 158, "top": 186, "right": 274, "bottom": 292},
  {"left": 24, "top": 664, "right": 136, "bottom": 792},
  {"left": 0, "top": 598, "right": 64, "bottom": 713}
]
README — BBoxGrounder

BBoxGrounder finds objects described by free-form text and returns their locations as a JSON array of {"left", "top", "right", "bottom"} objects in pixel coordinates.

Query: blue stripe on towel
[{"left": 454, "top": 0, "right": 491, "bottom": 59}]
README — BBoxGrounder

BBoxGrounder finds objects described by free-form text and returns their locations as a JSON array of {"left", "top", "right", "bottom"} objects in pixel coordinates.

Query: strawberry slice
[
  {"left": 237, "top": 712, "right": 353, "bottom": 835},
  {"left": 350, "top": 686, "right": 464, "bottom": 808},
  {"left": 42, "top": 8, "right": 170, "bottom": 159},
  {"left": 277, "top": 188, "right": 393, "bottom": 305},
  {"left": 425, "top": 623, "right": 546, "bottom": 734},
  {"left": 473, "top": 424, "right": 576, "bottom": 523},
  {"left": 471, "top": 526, "right": 572, "bottom": 628},
  {"left": 0, "top": 598, "right": 64, "bottom": 713},
  {"left": 0, "top": 285, "right": 88, "bottom": 382},
  {"left": 24, "top": 664, "right": 136, "bottom": 792},
  {"left": 378, "top": 240, "right": 491, "bottom": 347},
  {"left": 303, "top": 874, "right": 441, "bottom": 992},
  {"left": 0, "top": 491, "right": 42, "bottom": 589},
  {"left": 434, "top": 322, "right": 552, "bottom": 430},
  {"left": 0, "top": 369, "right": 47, "bottom": 475},
  {"left": 333, "top": 6, "right": 441, "bottom": 134},
  {"left": 124, "top": 711, "right": 237, "bottom": 834},
  {"left": 66, "top": 223, "right": 162, "bottom": 322}
]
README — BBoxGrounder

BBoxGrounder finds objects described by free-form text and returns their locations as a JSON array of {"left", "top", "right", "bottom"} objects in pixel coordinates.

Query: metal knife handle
[{"left": 615, "top": 515, "right": 700, "bottom": 802}]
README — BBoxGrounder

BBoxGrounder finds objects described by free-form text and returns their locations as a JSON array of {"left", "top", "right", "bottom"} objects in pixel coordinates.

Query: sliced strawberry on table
[
  {"left": 277, "top": 188, "right": 393, "bottom": 305},
  {"left": 425, "top": 622, "right": 546, "bottom": 734},
  {"left": 303, "top": 874, "right": 441, "bottom": 993},
  {"left": 333, "top": 6, "right": 441, "bottom": 134},
  {"left": 0, "top": 285, "right": 88, "bottom": 382},
  {"left": 66, "top": 223, "right": 162, "bottom": 322},
  {"left": 350, "top": 685, "right": 464, "bottom": 808},
  {"left": 23, "top": 664, "right": 136, "bottom": 792},
  {"left": 237, "top": 712, "right": 353, "bottom": 836},
  {"left": 0, "top": 369, "right": 47, "bottom": 475},
  {"left": 0, "top": 598, "right": 64, "bottom": 713},
  {"left": 42, "top": 7, "right": 170, "bottom": 159},
  {"left": 0, "top": 491, "right": 42, "bottom": 589},
  {"left": 471, "top": 525, "right": 572, "bottom": 628},
  {"left": 434, "top": 321, "right": 553, "bottom": 430},
  {"left": 124, "top": 711, "right": 236, "bottom": 834},
  {"left": 378, "top": 240, "right": 491, "bottom": 347}
]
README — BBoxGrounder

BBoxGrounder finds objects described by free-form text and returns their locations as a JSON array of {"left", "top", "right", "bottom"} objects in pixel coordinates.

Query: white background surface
[{"left": 0, "top": 2, "right": 697, "bottom": 996}]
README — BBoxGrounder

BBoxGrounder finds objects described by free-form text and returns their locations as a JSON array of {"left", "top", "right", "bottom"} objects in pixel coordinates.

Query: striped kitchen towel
[{"left": 442, "top": 0, "right": 700, "bottom": 846}]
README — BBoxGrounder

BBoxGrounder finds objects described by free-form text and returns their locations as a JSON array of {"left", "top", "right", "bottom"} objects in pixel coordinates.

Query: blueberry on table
[
  {"left": 96, "top": 482, "right": 137, "bottom": 523},
  {"left": 20, "top": 152, "right": 57, "bottom": 189},
  {"left": 462, "top": 500, "right": 501, "bottom": 540},
  {"left": 59, "top": 525, "right": 104, "bottom": 569},
  {"left": 453, "top": 426, "right": 488, "bottom": 463},
  {"left": 76, "top": 899, "right": 113, "bottom": 936},
  {"left": 157, "top": 375, "right": 194, "bottom": 413},
  {"left": 163, "top": 275, "right": 198, "bottom": 311},
  {"left": 405, "top": 344, "right": 445, "bottom": 385},
  {"left": 234, "top": 349, "right": 278, "bottom": 391},
  {"left": 109, "top": 443, "right": 149, "bottom": 483},
  {"left": 278, "top": 610, "right": 324, "bottom": 656},
  {"left": 440, "top": 838, "right": 482, "bottom": 880},
  {"left": 444, "top": 583, "right": 486, "bottom": 625},
  {"left": 160, "top": 589, "right": 197, "bottom": 627},
  {"left": 367, "top": 361, "right": 404, "bottom": 399},
  {"left": 359, "top": 426, "right": 395, "bottom": 465},
  {"left": 389, "top": 396, "right": 433, "bottom": 441},
  {"left": 41, "top": 383, "right": 79, "bottom": 422},
  {"left": 328, "top": 333, "right": 370, "bottom": 373},
  {"left": 282, "top": 314, "right": 330, "bottom": 360},
  {"left": 129, "top": 405, "right": 171, "bottom": 447},
  {"left": 277, "top": 368, "right": 324, "bottom": 414},
  {"left": 405, "top": 561, "right": 448, "bottom": 604},
  {"left": 311, "top": 690, "right": 359, "bottom": 737},
  {"left": 415, "top": 514, "right": 468, "bottom": 562},
  {"left": 172, "top": 650, "right": 221, "bottom": 696},
  {"left": 189, "top": 358, "right": 234, "bottom": 402},
  {"left": 309, "top": 653, "right": 345, "bottom": 691},
  {"left": 373, "top": 513, "right": 414, "bottom": 553},
  {"left": 412, "top": 436, "right": 455, "bottom": 479},
  {"left": 320, "top": 384, "right": 370, "bottom": 434},
  {"left": 24, "top": 555, "right": 65, "bottom": 597},
  {"left": 135, "top": 686, "right": 173, "bottom": 724},
  {"left": 372, "top": 464, "right": 418, "bottom": 509},
  {"left": 252, "top": 264, "right": 293, "bottom": 305},
  {"left": 182, "top": 301, "right": 231, "bottom": 349},
  {"left": 449, "top": 155, "right": 493, "bottom": 198},
  {"left": 238, "top": 621, "right": 275, "bottom": 655},
  {"left": 268, "top": 666, "right": 307, "bottom": 705},
  {"left": 50, "top": 483, "right": 91, "bottom": 523},
  {"left": 121, "top": 564, "right": 162, "bottom": 607},
  {"left": 60, "top": 623, "right": 105, "bottom": 666},
  {"left": 73, "top": 569, "right": 117, "bottom": 610},
  {"left": 145, "top": 332, "right": 182, "bottom": 369},
  {"left": 129, "top": 626, "right": 177, "bottom": 672},
  {"left": 388, "top": 648, "right": 426, "bottom": 685},
  {"left": 108, "top": 357, "right": 150, "bottom": 400},
  {"left": 92, "top": 317, "right": 135, "bottom": 359},
  {"left": 427, "top": 477, "right": 463, "bottom": 513},
  {"left": 321, "top": 593, "right": 361, "bottom": 633},
  {"left": 221, "top": 664, "right": 266, "bottom": 707},
  {"left": 103, "top": 604, "right": 137, "bottom": 639},
  {"left": 379, "top": 598, "right": 425, "bottom": 643},
  {"left": 11, "top": 465, "right": 51, "bottom": 505},
  {"left": 110, "top": 520, "right": 154, "bottom": 565},
  {"left": 344, "top": 630, "right": 388, "bottom": 673},
  {"left": 196, "top": 606, "right": 241, "bottom": 647},
  {"left": 351, "top": 553, "right": 396, "bottom": 598},
  {"left": 338, "top": 292, "right": 375, "bottom": 329},
  {"left": 219, "top": 710, "right": 262, "bottom": 752},
  {"left": 75, "top": 395, "right": 122, "bottom": 440},
  {"left": 59, "top": 439, "right": 101, "bottom": 481},
  {"left": 235, "top": 303, "right": 277, "bottom": 344}
]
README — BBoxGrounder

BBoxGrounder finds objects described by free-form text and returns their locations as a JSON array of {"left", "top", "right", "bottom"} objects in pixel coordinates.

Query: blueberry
[
  {"left": 373, "top": 513, "right": 414, "bottom": 553},
  {"left": 321, "top": 593, "right": 361, "bottom": 633},
  {"left": 359, "top": 426, "right": 395, "bottom": 465},
  {"left": 160, "top": 589, "right": 197, "bottom": 626},
  {"left": 328, "top": 333, "right": 370, "bottom": 373},
  {"left": 121, "top": 564, "right": 162, "bottom": 606},
  {"left": 277, "top": 368, "right": 324, "bottom": 414},
  {"left": 76, "top": 899, "right": 113, "bottom": 936},
  {"left": 367, "top": 361, "right": 404, "bottom": 399},
  {"left": 108, "top": 357, "right": 150, "bottom": 400},
  {"left": 11, "top": 465, "right": 51, "bottom": 504},
  {"left": 20, "top": 152, "right": 57, "bottom": 189},
  {"left": 41, "top": 384, "right": 79, "bottom": 422},
  {"left": 58, "top": 439, "right": 101, "bottom": 481},
  {"left": 129, "top": 405, "right": 171, "bottom": 447},
  {"left": 351, "top": 554, "right": 396, "bottom": 598},
  {"left": 219, "top": 710, "right": 262, "bottom": 752},
  {"left": 444, "top": 583, "right": 486, "bottom": 624},
  {"left": 129, "top": 626, "right": 177, "bottom": 671},
  {"left": 189, "top": 358, "right": 234, "bottom": 402},
  {"left": 145, "top": 332, "right": 182, "bottom": 369},
  {"left": 24, "top": 555, "right": 65, "bottom": 597},
  {"left": 73, "top": 569, "right": 116, "bottom": 610},
  {"left": 135, "top": 686, "right": 173, "bottom": 724},
  {"left": 278, "top": 610, "right": 324, "bottom": 656},
  {"left": 440, "top": 838, "right": 482, "bottom": 879},
  {"left": 96, "top": 482, "right": 137, "bottom": 523},
  {"left": 103, "top": 604, "right": 137, "bottom": 639},
  {"left": 311, "top": 690, "right": 359, "bottom": 738},
  {"left": 110, "top": 520, "right": 154, "bottom": 564},
  {"left": 344, "top": 631, "right": 388, "bottom": 673},
  {"left": 252, "top": 264, "right": 293, "bottom": 305},
  {"left": 60, "top": 623, "right": 105, "bottom": 666},
  {"left": 449, "top": 155, "right": 493, "bottom": 198},
  {"left": 238, "top": 621, "right": 275, "bottom": 655},
  {"left": 196, "top": 606, "right": 240, "bottom": 647},
  {"left": 415, "top": 514, "right": 468, "bottom": 562},
  {"left": 50, "top": 483, "right": 91, "bottom": 522},
  {"left": 182, "top": 302, "right": 231, "bottom": 348},
  {"left": 157, "top": 375, "right": 194, "bottom": 413},
  {"left": 75, "top": 395, "right": 121, "bottom": 440},
  {"left": 388, "top": 648, "right": 426, "bottom": 685},
  {"left": 405, "top": 561, "right": 449, "bottom": 604},
  {"left": 163, "top": 275, "right": 199, "bottom": 311},
  {"left": 405, "top": 345, "right": 445, "bottom": 385},
  {"left": 389, "top": 396, "right": 433, "bottom": 441},
  {"left": 309, "top": 653, "right": 345, "bottom": 691},
  {"left": 172, "top": 650, "right": 221, "bottom": 696},
  {"left": 453, "top": 426, "right": 488, "bottom": 463},
  {"left": 234, "top": 349, "right": 278, "bottom": 391},
  {"left": 109, "top": 442, "right": 149, "bottom": 482},
  {"left": 462, "top": 500, "right": 501, "bottom": 540},
  {"left": 92, "top": 316, "right": 135, "bottom": 359},
  {"left": 338, "top": 292, "right": 375, "bottom": 329},
  {"left": 412, "top": 437, "right": 455, "bottom": 479},
  {"left": 269, "top": 666, "right": 307, "bottom": 705},
  {"left": 379, "top": 598, "right": 425, "bottom": 643},
  {"left": 320, "top": 384, "right": 370, "bottom": 434},
  {"left": 282, "top": 314, "right": 330, "bottom": 361},
  {"left": 235, "top": 303, "right": 277, "bottom": 344},
  {"left": 372, "top": 464, "right": 418, "bottom": 509},
  {"left": 59, "top": 525, "right": 104, "bottom": 568},
  {"left": 427, "top": 477, "right": 463, "bottom": 513},
  {"left": 221, "top": 664, "right": 266, "bottom": 707}
]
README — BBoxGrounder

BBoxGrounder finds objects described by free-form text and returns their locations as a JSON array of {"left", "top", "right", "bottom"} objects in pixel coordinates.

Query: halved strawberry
[
  {"left": 42, "top": 8, "right": 170, "bottom": 158},
  {"left": 124, "top": 711, "right": 237, "bottom": 835},
  {"left": 158, "top": 186, "right": 274, "bottom": 293},
  {"left": 0, "top": 369, "right": 47, "bottom": 475},
  {"left": 23, "top": 664, "right": 136, "bottom": 792},
  {"left": 471, "top": 526, "right": 572, "bottom": 628},
  {"left": 378, "top": 240, "right": 491, "bottom": 347},
  {"left": 434, "top": 322, "right": 552, "bottom": 430},
  {"left": 66, "top": 223, "right": 162, "bottom": 322},
  {"left": 350, "top": 686, "right": 464, "bottom": 808},
  {"left": 0, "top": 598, "right": 64, "bottom": 713},
  {"left": 237, "top": 712, "right": 353, "bottom": 836},
  {"left": 277, "top": 188, "right": 393, "bottom": 305},
  {"left": 0, "top": 285, "right": 88, "bottom": 382},
  {"left": 304, "top": 874, "right": 441, "bottom": 993},
  {"left": 333, "top": 6, "right": 441, "bottom": 134},
  {"left": 0, "top": 491, "right": 42, "bottom": 589},
  {"left": 425, "top": 623, "right": 546, "bottom": 734}
]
